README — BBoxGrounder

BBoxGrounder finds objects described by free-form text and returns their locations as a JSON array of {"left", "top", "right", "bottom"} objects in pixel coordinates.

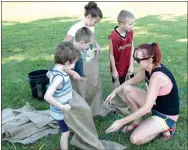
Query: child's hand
[
  {"left": 96, "top": 45, "right": 102, "bottom": 54},
  {"left": 61, "top": 104, "right": 71, "bottom": 113},
  {"left": 112, "top": 70, "right": 119, "bottom": 80},
  {"left": 73, "top": 72, "right": 81, "bottom": 80}
]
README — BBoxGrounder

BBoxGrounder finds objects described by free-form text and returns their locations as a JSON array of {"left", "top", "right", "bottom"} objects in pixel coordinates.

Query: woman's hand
[
  {"left": 105, "top": 119, "right": 125, "bottom": 133},
  {"left": 104, "top": 91, "right": 116, "bottom": 106}
]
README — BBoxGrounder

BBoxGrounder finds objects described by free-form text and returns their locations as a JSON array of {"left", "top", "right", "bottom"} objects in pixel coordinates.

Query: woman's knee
[
  {"left": 130, "top": 134, "right": 142, "bottom": 145},
  {"left": 123, "top": 85, "right": 132, "bottom": 94}
]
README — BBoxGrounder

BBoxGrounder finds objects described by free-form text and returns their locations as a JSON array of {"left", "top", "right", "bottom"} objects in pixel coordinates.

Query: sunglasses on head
[{"left": 133, "top": 56, "right": 154, "bottom": 64}]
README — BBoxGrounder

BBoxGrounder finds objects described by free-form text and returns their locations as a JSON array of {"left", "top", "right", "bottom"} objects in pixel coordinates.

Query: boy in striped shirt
[{"left": 44, "top": 41, "right": 78, "bottom": 150}]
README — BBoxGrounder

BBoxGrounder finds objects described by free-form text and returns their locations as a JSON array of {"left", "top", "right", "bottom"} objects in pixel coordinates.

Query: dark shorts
[
  {"left": 57, "top": 120, "right": 69, "bottom": 133},
  {"left": 151, "top": 109, "right": 176, "bottom": 129},
  {"left": 74, "top": 57, "right": 85, "bottom": 77},
  {"left": 112, "top": 76, "right": 126, "bottom": 85}
]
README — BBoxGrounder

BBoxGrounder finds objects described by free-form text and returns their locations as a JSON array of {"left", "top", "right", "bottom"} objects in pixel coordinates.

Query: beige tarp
[{"left": 2, "top": 102, "right": 59, "bottom": 144}]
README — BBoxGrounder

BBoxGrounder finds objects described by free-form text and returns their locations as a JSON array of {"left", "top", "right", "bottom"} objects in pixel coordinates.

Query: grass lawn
[{"left": 2, "top": 14, "right": 187, "bottom": 150}]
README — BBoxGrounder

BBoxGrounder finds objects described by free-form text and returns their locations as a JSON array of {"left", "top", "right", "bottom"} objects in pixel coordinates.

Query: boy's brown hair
[
  {"left": 54, "top": 41, "right": 78, "bottom": 65},
  {"left": 75, "top": 27, "right": 94, "bottom": 43},
  {"left": 117, "top": 10, "right": 135, "bottom": 24}
]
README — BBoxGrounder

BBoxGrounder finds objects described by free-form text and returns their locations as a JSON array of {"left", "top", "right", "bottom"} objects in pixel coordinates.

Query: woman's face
[{"left": 134, "top": 49, "right": 152, "bottom": 69}]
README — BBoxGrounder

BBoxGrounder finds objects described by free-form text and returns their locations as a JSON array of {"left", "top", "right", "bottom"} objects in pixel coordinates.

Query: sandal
[
  {"left": 121, "top": 123, "right": 139, "bottom": 133},
  {"left": 162, "top": 124, "right": 176, "bottom": 140}
]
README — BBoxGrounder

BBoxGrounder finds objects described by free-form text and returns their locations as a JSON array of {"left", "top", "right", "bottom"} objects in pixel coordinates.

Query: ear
[{"left": 119, "top": 23, "right": 124, "bottom": 26}]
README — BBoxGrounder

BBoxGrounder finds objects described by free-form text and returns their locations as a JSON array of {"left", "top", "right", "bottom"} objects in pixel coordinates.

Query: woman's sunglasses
[{"left": 133, "top": 56, "right": 154, "bottom": 64}]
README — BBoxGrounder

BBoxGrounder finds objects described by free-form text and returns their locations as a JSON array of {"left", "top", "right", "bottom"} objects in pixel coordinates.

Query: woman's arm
[
  {"left": 106, "top": 73, "right": 164, "bottom": 133},
  {"left": 104, "top": 69, "right": 145, "bottom": 104},
  {"left": 120, "top": 73, "right": 163, "bottom": 123},
  {"left": 114, "top": 69, "right": 145, "bottom": 94}
]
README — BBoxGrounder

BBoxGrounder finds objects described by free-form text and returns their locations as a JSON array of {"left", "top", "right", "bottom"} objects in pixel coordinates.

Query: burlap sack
[
  {"left": 72, "top": 55, "right": 131, "bottom": 117},
  {"left": 64, "top": 90, "right": 126, "bottom": 150},
  {"left": 111, "top": 75, "right": 131, "bottom": 115}
]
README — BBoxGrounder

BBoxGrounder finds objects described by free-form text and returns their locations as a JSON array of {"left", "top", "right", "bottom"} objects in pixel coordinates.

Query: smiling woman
[{"left": 104, "top": 42, "right": 180, "bottom": 144}]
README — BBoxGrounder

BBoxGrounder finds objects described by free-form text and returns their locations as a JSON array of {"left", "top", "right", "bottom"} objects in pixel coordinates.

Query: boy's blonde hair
[
  {"left": 117, "top": 10, "right": 135, "bottom": 24},
  {"left": 75, "top": 27, "right": 94, "bottom": 43}
]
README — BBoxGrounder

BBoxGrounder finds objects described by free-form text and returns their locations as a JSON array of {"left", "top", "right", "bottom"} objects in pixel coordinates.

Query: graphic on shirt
[{"left": 118, "top": 43, "right": 132, "bottom": 51}]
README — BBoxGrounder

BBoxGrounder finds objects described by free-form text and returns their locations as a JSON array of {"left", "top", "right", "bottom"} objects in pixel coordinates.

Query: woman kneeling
[{"left": 104, "top": 42, "right": 179, "bottom": 145}]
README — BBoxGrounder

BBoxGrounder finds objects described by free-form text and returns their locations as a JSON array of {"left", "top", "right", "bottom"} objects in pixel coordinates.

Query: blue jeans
[
  {"left": 152, "top": 109, "right": 176, "bottom": 129},
  {"left": 74, "top": 58, "right": 85, "bottom": 77}
]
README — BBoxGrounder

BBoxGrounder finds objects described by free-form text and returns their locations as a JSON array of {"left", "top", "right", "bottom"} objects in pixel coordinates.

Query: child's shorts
[
  {"left": 57, "top": 120, "right": 69, "bottom": 133},
  {"left": 112, "top": 76, "right": 126, "bottom": 85}
]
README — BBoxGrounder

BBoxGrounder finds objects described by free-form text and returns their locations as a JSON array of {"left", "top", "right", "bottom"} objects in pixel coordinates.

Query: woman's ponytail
[{"left": 152, "top": 42, "right": 161, "bottom": 66}]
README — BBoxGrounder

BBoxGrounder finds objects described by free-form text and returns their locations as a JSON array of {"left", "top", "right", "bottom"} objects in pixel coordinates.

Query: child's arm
[
  {"left": 66, "top": 69, "right": 81, "bottom": 80},
  {"left": 93, "top": 39, "right": 102, "bottom": 54},
  {"left": 128, "top": 41, "right": 134, "bottom": 77},
  {"left": 44, "top": 76, "right": 71, "bottom": 112},
  {"left": 64, "top": 35, "right": 74, "bottom": 42},
  {"left": 109, "top": 38, "right": 119, "bottom": 80}
]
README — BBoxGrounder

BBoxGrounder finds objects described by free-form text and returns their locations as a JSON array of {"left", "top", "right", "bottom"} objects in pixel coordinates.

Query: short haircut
[
  {"left": 54, "top": 41, "right": 78, "bottom": 65},
  {"left": 75, "top": 27, "right": 94, "bottom": 43},
  {"left": 117, "top": 10, "right": 135, "bottom": 24}
]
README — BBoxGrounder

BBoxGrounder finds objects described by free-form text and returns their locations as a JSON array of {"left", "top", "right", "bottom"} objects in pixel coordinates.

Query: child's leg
[
  {"left": 60, "top": 131, "right": 70, "bottom": 150},
  {"left": 57, "top": 120, "right": 70, "bottom": 150}
]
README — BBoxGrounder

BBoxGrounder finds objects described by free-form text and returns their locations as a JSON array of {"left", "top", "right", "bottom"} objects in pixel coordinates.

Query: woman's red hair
[{"left": 134, "top": 42, "right": 162, "bottom": 66}]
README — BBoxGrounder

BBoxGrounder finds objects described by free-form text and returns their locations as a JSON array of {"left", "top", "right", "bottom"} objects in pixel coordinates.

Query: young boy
[
  {"left": 66, "top": 27, "right": 94, "bottom": 78},
  {"left": 109, "top": 10, "right": 135, "bottom": 85},
  {"left": 44, "top": 41, "right": 78, "bottom": 150}
]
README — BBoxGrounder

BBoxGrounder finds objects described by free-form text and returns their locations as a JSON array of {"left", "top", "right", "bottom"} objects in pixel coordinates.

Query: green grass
[{"left": 2, "top": 15, "right": 187, "bottom": 150}]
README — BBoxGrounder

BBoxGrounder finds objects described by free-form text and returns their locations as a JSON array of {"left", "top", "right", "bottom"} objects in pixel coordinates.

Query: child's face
[
  {"left": 85, "top": 15, "right": 101, "bottom": 27},
  {"left": 77, "top": 40, "right": 93, "bottom": 51},
  {"left": 120, "top": 18, "right": 134, "bottom": 32}
]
